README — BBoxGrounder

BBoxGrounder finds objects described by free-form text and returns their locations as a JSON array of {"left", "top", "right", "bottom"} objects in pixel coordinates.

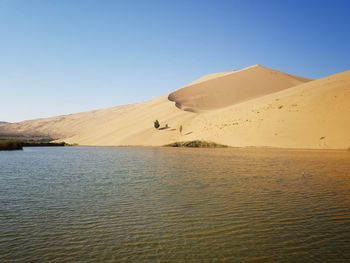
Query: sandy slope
[
  {"left": 0, "top": 104, "right": 136, "bottom": 139},
  {"left": 168, "top": 65, "right": 311, "bottom": 112},
  {"left": 1, "top": 65, "right": 349, "bottom": 149},
  {"left": 181, "top": 69, "right": 350, "bottom": 149},
  {"left": 63, "top": 68, "right": 350, "bottom": 149}
]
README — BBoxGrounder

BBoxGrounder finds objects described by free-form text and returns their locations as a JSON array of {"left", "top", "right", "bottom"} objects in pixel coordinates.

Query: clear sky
[{"left": 1, "top": 0, "right": 349, "bottom": 122}]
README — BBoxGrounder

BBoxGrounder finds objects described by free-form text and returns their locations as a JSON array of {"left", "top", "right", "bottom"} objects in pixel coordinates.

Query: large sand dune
[
  {"left": 1, "top": 65, "right": 349, "bottom": 149},
  {"left": 168, "top": 65, "right": 311, "bottom": 112}
]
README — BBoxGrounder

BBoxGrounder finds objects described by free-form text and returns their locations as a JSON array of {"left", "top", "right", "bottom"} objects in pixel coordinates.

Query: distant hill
[{"left": 1, "top": 65, "right": 349, "bottom": 149}]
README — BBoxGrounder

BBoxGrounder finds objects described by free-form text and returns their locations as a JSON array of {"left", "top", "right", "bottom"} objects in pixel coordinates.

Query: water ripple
[{"left": 1, "top": 147, "right": 350, "bottom": 262}]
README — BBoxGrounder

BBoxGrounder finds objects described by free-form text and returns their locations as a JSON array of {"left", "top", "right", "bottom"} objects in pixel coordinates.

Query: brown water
[{"left": 1, "top": 147, "right": 350, "bottom": 262}]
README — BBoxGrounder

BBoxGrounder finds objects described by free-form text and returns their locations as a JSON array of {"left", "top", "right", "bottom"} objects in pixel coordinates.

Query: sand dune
[
  {"left": 0, "top": 104, "right": 136, "bottom": 140},
  {"left": 185, "top": 69, "right": 350, "bottom": 149},
  {"left": 1, "top": 65, "right": 349, "bottom": 149},
  {"left": 168, "top": 65, "right": 311, "bottom": 112}
]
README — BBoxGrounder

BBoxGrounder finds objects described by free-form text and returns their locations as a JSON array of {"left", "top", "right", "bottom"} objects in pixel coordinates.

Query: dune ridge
[
  {"left": 168, "top": 64, "right": 311, "bottom": 112},
  {"left": 1, "top": 65, "right": 349, "bottom": 149}
]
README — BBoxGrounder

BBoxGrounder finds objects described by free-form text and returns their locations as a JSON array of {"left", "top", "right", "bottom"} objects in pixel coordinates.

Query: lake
[{"left": 1, "top": 147, "right": 350, "bottom": 262}]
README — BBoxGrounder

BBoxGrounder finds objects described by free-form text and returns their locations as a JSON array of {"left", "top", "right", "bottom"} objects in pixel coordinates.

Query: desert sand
[
  {"left": 168, "top": 65, "right": 311, "bottom": 112},
  {"left": 1, "top": 65, "right": 349, "bottom": 149}
]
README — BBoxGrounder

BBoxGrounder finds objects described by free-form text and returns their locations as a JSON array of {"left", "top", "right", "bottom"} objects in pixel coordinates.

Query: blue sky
[{"left": 1, "top": 0, "right": 349, "bottom": 122}]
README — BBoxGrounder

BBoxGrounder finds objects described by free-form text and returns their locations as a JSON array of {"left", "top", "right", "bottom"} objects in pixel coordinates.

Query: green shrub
[
  {"left": 0, "top": 140, "right": 23, "bottom": 150},
  {"left": 154, "top": 120, "right": 160, "bottom": 129},
  {"left": 165, "top": 140, "right": 228, "bottom": 148},
  {"left": 0, "top": 139, "right": 71, "bottom": 150}
]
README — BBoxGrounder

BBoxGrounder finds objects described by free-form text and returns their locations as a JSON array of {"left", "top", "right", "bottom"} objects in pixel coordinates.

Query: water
[{"left": 1, "top": 147, "right": 350, "bottom": 262}]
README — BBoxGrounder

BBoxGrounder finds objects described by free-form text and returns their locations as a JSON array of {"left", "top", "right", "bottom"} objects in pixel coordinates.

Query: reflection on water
[{"left": 1, "top": 147, "right": 350, "bottom": 262}]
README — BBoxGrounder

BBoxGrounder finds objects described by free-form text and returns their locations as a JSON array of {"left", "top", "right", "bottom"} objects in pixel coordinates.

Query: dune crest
[{"left": 168, "top": 65, "right": 311, "bottom": 112}]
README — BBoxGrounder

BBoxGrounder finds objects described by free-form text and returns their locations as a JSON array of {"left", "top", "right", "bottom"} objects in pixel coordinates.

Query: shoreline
[{"left": 59, "top": 144, "right": 350, "bottom": 153}]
